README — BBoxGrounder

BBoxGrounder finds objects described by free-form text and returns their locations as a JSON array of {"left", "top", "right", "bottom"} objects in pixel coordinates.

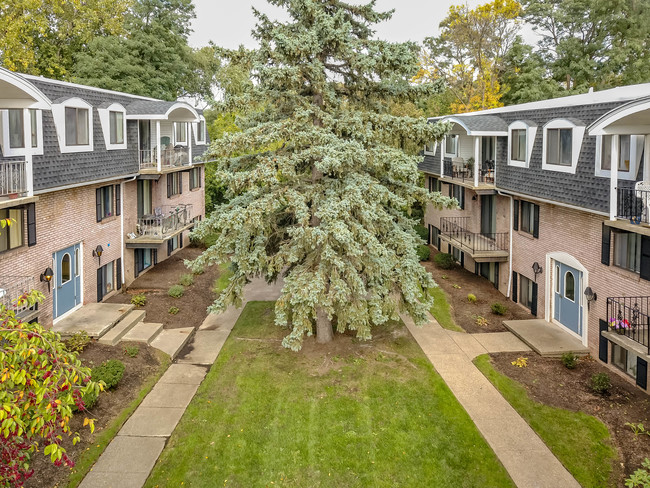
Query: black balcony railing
[
  {"left": 440, "top": 217, "right": 508, "bottom": 253},
  {"left": 606, "top": 296, "right": 650, "bottom": 354},
  {"left": 617, "top": 187, "right": 650, "bottom": 225}
]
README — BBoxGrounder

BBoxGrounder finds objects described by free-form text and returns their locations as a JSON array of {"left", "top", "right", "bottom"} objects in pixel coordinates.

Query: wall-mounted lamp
[
  {"left": 584, "top": 287, "right": 597, "bottom": 310},
  {"left": 532, "top": 262, "right": 543, "bottom": 282},
  {"left": 92, "top": 245, "right": 104, "bottom": 265},
  {"left": 40, "top": 266, "right": 54, "bottom": 292}
]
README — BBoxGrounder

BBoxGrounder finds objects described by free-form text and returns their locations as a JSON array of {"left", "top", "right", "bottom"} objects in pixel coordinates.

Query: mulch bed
[
  {"left": 107, "top": 246, "right": 222, "bottom": 330},
  {"left": 25, "top": 342, "right": 164, "bottom": 488},
  {"left": 423, "top": 250, "right": 533, "bottom": 333},
  {"left": 490, "top": 352, "right": 650, "bottom": 487}
]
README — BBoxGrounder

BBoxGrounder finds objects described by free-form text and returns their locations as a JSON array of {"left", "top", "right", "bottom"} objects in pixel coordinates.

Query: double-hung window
[
  {"left": 546, "top": 128, "right": 572, "bottom": 166},
  {"left": 0, "top": 209, "right": 23, "bottom": 252},
  {"left": 613, "top": 231, "right": 641, "bottom": 273},
  {"left": 175, "top": 122, "right": 187, "bottom": 144},
  {"left": 109, "top": 111, "right": 124, "bottom": 144},
  {"left": 96, "top": 185, "right": 120, "bottom": 222},
  {"left": 445, "top": 134, "right": 458, "bottom": 157},
  {"left": 8, "top": 110, "right": 24, "bottom": 149},
  {"left": 167, "top": 172, "right": 182, "bottom": 197},
  {"left": 515, "top": 200, "right": 539, "bottom": 238},
  {"left": 519, "top": 275, "right": 535, "bottom": 311},
  {"left": 510, "top": 129, "right": 526, "bottom": 162},
  {"left": 428, "top": 176, "right": 441, "bottom": 193},
  {"left": 542, "top": 119, "right": 585, "bottom": 173},
  {"left": 189, "top": 167, "right": 202, "bottom": 190},
  {"left": 196, "top": 120, "right": 206, "bottom": 143},
  {"left": 65, "top": 107, "right": 89, "bottom": 146},
  {"left": 5, "top": 109, "right": 39, "bottom": 152}
]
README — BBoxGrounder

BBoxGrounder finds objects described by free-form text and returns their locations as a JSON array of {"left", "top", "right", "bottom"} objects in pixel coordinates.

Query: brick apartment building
[
  {"left": 421, "top": 85, "right": 650, "bottom": 390},
  {"left": 0, "top": 68, "right": 207, "bottom": 327}
]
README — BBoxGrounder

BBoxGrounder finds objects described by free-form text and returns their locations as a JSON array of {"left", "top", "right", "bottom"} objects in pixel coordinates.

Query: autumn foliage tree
[
  {"left": 0, "top": 291, "right": 100, "bottom": 487},
  {"left": 190, "top": 0, "right": 454, "bottom": 350}
]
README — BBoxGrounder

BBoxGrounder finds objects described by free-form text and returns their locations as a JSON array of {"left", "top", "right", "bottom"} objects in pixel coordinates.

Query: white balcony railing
[
  {"left": 0, "top": 161, "right": 27, "bottom": 197},
  {"left": 139, "top": 147, "right": 190, "bottom": 171}
]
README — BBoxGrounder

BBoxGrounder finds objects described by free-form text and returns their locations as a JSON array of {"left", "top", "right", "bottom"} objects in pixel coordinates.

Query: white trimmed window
[
  {"left": 52, "top": 98, "right": 94, "bottom": 153},
  {"left": 613, "top": 230, "right": 641, "bottom": 274},
  {"left": 98, "top": 103, "right": 127, "bottom": 150},
  {"left": 0, "top": 108, "right": 43, "bottom": 156},
  {"left": 541, "top": 119, "right": 585, "bottom": 174},
  {"left": 595, "top": 134, "right": 644, "bottom": 180},
  {"left": 174, "top": 122, "right": 188, "bottom": 145},
  {"left": 194, "top": 118, "right": 206, "bottom": 144},
  {"left": 507, "top": 121, "right": 537, "bottom": 168},
  {"left": 444, "top": 134, "right": 458, "bottom": 157},
  {"left": 424, "top": 140, "right": 437, "bottom": 155}
]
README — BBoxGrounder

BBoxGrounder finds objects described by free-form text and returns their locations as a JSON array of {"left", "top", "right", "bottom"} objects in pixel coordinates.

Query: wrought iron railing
[
  {"left": 0, "top": 161, "right": 27, "bottom": 197},
  {"left": 617, "top": 187, "right": 650, "bottom": 225},
  {"left": 606, "top": 296, "right": 650, "bottom": 354},
  {"left": 442, "top": 160, "right": 495, "bottom": 185},
  {"left": 440, "top": 217, "right": 508, "bottom": 253},
  {"left": 134, "top": 204, "right": 193, "bottom": 238},
  {"left": 0, "top": 276, "right": 37, "bottom": 318}
]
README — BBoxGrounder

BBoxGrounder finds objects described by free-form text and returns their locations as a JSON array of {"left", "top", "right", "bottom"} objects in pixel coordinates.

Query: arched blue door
[
  {"left": 53, "top": 244, "right": 81, "bottom": 318},
  {"left": 553, "top": 262, "right": 582, "bottom": 335}
]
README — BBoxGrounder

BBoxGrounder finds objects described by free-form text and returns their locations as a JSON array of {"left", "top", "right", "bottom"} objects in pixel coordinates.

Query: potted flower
[{"left": 609, "top": 317, "right": 631, "bottom": 334}]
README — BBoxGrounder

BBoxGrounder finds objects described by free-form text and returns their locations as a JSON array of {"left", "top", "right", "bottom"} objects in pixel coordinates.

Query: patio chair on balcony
[
  {"left": 635, "top": 181, "right": 650, "bottom": 223},
  {"left": 451, "top": 157, "right": 465, "bottom": 177},
  {"left": 483, "top": 159, "right": 495, "bottom": 183}
]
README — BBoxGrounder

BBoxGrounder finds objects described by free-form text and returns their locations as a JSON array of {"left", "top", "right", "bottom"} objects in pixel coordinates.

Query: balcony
[
  {"left": 606, "top": 296, "right": 650, "bottom": 355},
  {"left": 139, "top": 147, "right": 190, "bottom": 173},
  {"left": 439, "top": 217, "right": 509, "bottom": 262},
  {"left": 126, "top": 204, "right": 194, "bottom": 246},
  {"left": 442, "top": 160, "right": 495, "bottom": 187},
  {"left": 617, "top": 186, "right": 650, "bottom": 226},
  {"left": 0, "top": 276, "right": 38, "bottom": 322},
  {"left": 0, "top": 161, "right": 28, "bottom": 198}
]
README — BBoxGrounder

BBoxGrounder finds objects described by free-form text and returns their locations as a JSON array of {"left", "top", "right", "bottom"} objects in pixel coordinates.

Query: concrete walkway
[
  {"left": 79, "top": 277, "right": 282, "bottom": 488},
  {"left": 403, "top": 313, "right": 581, "bottom": 488}
]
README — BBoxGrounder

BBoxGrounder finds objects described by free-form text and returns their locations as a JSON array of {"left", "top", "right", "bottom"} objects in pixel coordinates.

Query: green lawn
[
  {"left": 213, "top": 262, "right": 234, "bottom": 294},
  {"left": 428, "top": 286, "right": 464, "bottom": 332},
  {"left": 145, "top": 301, "right": 513, "bottom": 488},
  {"left": 474, "top": 354, "right": 617, "bottom": 488}
]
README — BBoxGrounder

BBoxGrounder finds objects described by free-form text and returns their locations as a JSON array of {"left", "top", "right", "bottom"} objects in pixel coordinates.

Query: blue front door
[
  {"left": 553, "top": 262, "right": 582, "bottom": 335},
  {"left": 54, "top": 244, "right": 81, "bottom": 318}
]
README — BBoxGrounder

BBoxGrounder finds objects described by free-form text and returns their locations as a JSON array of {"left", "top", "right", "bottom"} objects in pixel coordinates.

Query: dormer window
[
  {"left": 424, "top": 141, "right": 437, "bottom": 154},
  {"left": 508, "top": 121, "right": 537, "bottom": 168},
  {"left": 541, "top": 119, "right": 585, "bottom": 174},
  {"left": 52, "top": 98, "right": 94, "bottom": 153},
  {"left": 195, "top": 119, "right": 206, "bottom": 144},
  {"left": 98, "top": 103, "right": 126, "bottom": 150},
  {"left": 1, "top": 109, "right": 43, "bottom": 156},
  {"left": 65, "top": 107, "right": 89, "bottom": 146},
  {"left": 445, "top": 134, "right": 458, "bottom": 157}
]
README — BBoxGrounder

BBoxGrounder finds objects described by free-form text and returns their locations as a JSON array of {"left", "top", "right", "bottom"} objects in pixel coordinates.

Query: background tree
[
  {"left": 0, "top": 291, "right": 100, "bottom": 487},
  {"left": 415, "top": 0, "right": 522, "bottom": 114},
  {"left": 73, "top": 0, "right": 212, "bottom": 101},
  {"left": 190, "top": 0, "right": 454, "bottom": 350},
  {"left": 0, "top": 0, "right": 129, "bottom": 79}
]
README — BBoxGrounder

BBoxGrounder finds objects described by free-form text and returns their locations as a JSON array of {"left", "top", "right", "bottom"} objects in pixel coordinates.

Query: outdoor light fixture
[
  {"left": 93, "top": 245, "right": 104, "bottom": 265},
  {"left": 40, "top": 266, "right": 54, "bottom": 292},
  {"left": 584, "top": 287, "right": 597, "bottom": 310},
  {"left": 532, "top": 262, "right": 543, "bottom": 282}
]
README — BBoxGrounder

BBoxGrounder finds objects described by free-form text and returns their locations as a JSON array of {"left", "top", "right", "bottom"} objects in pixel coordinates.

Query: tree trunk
[{"left": 316, "top": 307, "right": 333, "bottom": 344}]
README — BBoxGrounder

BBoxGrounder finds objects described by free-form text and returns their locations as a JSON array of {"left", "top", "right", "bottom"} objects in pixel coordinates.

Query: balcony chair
[{"left": 451, "top": 157, "right": 465, "bottom": 177}]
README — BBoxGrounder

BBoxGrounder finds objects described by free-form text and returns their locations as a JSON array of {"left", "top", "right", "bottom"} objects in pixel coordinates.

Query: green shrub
[
  {"left": 179, "top": 273, "right": 194, "bottom": 286},
  {"left": 65, "top": 331, "right": 91, "bottom": 353},
  {"left": 123, "top": 345, "right": 140, "bottom": 358},
  {"left": 417, "top": 245, "right": 431, "bottom": 261},
  {"left": 491, "top": 303, "right": 507, "bottom": 315},
  {"left": 414, "top": 224, "right": 429, "bottom": 242},
  {"left": 561, "top": 352, "right": 579, "bottom": 370},
  {"left": 168, "top": 284, "right": 185, "bottom": 298},
  {"left": 626, "top": 458, "right": 650, "bottom": 487},
  {"left": 434, "top": 252, "right": 456, "bottom": 269},
  {"left": 192, "top": 265, "right": 205, "bottom": 275},
  {"left": 92, "top": 359, "right": 125, "bottom": 390},
  {"left": 131, "top": 293, "right": 147, "bottom": 307},
  {"left": 590, "top": 373, "right": 611, "bottom": 395},
  {"left": 168, "top": 306, "right": 180, "bottom": 315},
  {"left": 78, "top": 389, "right": 99, "bottom": 411},
  {"left": 467, "top": 293, "right": 477, "bottom": 303}
]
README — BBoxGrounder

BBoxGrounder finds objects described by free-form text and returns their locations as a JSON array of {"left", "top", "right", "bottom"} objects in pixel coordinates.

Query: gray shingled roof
[
  {"left": 126, "top": 100, "right": 197, "bottom": 117},
  {"left": 445, "top": 114, "right": 508, "bottom": 134}
]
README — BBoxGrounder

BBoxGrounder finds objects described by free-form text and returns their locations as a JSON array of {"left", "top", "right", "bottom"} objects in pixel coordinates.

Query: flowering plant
[{"left": 609, "top": 318, "right": 631, "bottom": 330}]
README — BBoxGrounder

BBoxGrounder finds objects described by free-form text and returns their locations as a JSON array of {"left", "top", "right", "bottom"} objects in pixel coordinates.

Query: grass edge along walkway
[
  {"left": 428, "top": 285, "right": 464, "bottom": 333},
  {"left": 144, "top": 301, "right": 515, "bottom": 488},
  {"left": 474, "top": 354, "right": 617, "bottom": 488}
]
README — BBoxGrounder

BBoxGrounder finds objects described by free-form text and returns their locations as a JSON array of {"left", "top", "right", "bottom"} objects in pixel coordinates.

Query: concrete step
[
  {"left": 97, "top": 309, "right": 146, "bottom": 346},
  {"left": 122, "top": 322, "right": 164, "bottom": 345},
  {"left": 150, "top": 327, "right": 195, "bottom": 360}
]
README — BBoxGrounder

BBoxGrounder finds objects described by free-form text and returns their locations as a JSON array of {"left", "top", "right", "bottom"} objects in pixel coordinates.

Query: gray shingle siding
[{"left": 493, "top": 101, "right": 623, "bottom": 213}]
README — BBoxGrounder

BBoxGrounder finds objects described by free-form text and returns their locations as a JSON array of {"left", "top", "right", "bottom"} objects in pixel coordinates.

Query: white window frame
[
  {"left": 98, "top": 103, "right": 127, "bottom": 151},
  {"left": 0, "top": 108, "right": 44, "bottom": 157},
  {"left": 424, "top": 140, "right": 437, "bottom": 155},
  {"left": 173, "top": 122, "right": 188, "bottom": 146},
  {"left": 594, "top": 134, "right": 644, "bottom": 180},
  {"left": 193, "top": 117, "right": 206, "bottom": 144},
  {"left": 541, "top": 119, "right": 585, "bottom": 174},
  {"left": 51, "top": 98, "right": 94, "bottom": 153},
  {"left": 507, "top": 121, "right": 537, "bottom": 168},
  {"left": 444, "top": 134, "right": 459, "bottom": 157}
]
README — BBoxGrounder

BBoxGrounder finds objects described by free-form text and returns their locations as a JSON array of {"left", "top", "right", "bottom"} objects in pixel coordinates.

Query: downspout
[{"left": 497, "top": 190, "right": 513, "bottom": 298}]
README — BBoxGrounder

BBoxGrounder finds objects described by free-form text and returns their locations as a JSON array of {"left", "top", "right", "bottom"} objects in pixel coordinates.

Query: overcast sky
[{"left": 188, "top": 0, "right": 492, "bottom": 49}]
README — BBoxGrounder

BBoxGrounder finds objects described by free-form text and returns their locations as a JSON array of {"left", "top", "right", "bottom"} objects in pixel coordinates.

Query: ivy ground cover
[{"left": 145, "top": 301, "right": 514, "bottom": 487}]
